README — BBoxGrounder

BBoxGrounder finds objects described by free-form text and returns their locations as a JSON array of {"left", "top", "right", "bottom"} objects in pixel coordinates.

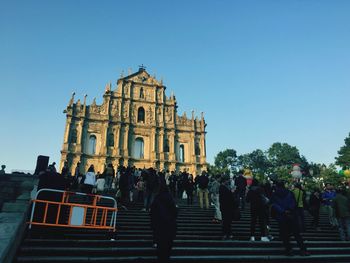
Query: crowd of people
[{"left": 36, "top": 162, "right": 350, "bottom": 261}]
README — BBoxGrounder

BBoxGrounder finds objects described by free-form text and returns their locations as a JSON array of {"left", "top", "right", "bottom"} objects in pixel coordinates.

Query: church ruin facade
[{"left": 60, "top": 67, "right": 207, "bottom": 175}]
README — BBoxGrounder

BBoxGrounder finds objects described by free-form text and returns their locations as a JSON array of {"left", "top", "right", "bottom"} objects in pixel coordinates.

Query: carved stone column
[
  {"left": 62, "top": 117, "right": 72, "bottom": 151},
  {"left": 169, "top": 131, "right": 176, "bottom": 161},
  {"left": 114, "top": 124, "right": 121, "bottom": 156},
  {"left": 159, "top": 130, "right": 164, "bottom": 161},
  {"left": 75, "top": 120, "right": 83, "bottom": 153},
  {"left": 150, "top": 128, "right": 156, "bottom": 161},
  {"left": 200, "top": 132, "right": 206, "bottom": 164},
  {"left": 123, "top": 125, "right": 129, "bottom": 157}
]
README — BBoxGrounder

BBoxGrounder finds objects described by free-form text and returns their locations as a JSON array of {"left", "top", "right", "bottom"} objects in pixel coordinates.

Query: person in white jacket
[
  {"left": 83, "top": 165, "right": 96, "bottom": 194},
  {"left": 95, "top": 173, "right": 106, "bottom": 194}
]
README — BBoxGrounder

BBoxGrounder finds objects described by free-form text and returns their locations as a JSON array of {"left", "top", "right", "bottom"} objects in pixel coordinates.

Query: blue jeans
[
  {"left": 337, "top": 217, "right": 350, "bottom": 241},
  {"left": 144, "top": 190, "right": 156, "bottom": 210}
]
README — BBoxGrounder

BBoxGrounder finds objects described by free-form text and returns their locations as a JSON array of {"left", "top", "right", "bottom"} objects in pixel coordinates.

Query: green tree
[
  {"left": 249, "top": 149, "right": 271, "bottom": 175},
  {"left": 321, "top": 164, "right": 344, "bottom": 187},
  {"left": 267, "top": 142, "right": 302, "bottom": 167},
  {"left": 237, "top": 153, "right": 252, "bottom": 169},
  {"left": 214, "top": 149, "right": 237, "bottom": 175},
  {"left": 335, "top": 133, "right": 350, "bottom": 169}
]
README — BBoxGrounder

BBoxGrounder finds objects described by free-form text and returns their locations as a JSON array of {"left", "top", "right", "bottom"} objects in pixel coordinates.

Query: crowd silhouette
[{"left": 33, "top": 162, "right": 350, "bottom": 262}]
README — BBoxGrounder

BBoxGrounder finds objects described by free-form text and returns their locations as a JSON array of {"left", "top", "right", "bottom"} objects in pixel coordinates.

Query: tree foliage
[
  {"left": 214, "top": 149, "right": 237, "bottom": 175},
  {"left": 267, "top": 142, "right": 302, "bottom": 167},
  {"left": 335, "top": 132, "right": 350, "bottom": 169}
]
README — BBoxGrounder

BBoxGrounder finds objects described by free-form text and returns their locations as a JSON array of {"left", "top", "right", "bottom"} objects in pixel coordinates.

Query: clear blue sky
[{"left": 1, "top": 0, "right": 349, "bottom": 172}]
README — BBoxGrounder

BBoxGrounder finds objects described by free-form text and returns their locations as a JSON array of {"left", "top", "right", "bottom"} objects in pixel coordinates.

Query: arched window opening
[
  {"left": 69, "top": 129, "right": 77, "bottom": 143},
  {"left": 88, "top": 135, "right": 97, "bottom": 155},
  {"left": 134, "top": 137, "right": 144, "bottom": 159},
  {"left": 107, "top": 133, "right": 114, "bottom": 147},
  {"left": 179, "top": 144, "right": 185, "bottom": 163},
  {"left": 140, "top": 87, "right": 145, "bottom": 99},
  {"left": 164, "top": 139, "right": 170, "bottom": 152},
  {"left": 195, "top": 142, "right": 201, "bottom": 156},
  {"left": 138, "top": 107, "right": 145, "bottom": 123}
]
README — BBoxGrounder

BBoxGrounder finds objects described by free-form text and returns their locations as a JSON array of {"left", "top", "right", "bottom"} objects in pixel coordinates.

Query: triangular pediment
[{"left": 121, "top": 69, "right": 162, "bottom": 86}]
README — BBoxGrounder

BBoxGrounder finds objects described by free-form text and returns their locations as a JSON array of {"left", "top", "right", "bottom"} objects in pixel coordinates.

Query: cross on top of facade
[{"left": 138, "top": 64, "right": 146, "bottom": 71}]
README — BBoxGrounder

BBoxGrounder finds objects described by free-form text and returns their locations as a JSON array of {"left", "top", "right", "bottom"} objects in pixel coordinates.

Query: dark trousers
[
  {"left": 156, "top": 239, "right": 173, "bottom": 263},
  {"left": 186, "top": 191, "right": 193, "bottom": 205},
  {"left": 310, "top": 209, "right": 320, "bottom": 228},
  {"left": 295, "top": 207, "right": 305, "bottom": 232},
  {"left": 238, "top": 190, "right": 245, "bottom": 209},
  {"left": 222, "top": 212, "right": 233, "bottom": 236},
  {"left": 279, "top": 218, "right": 306, "bottom": 252},
  {"left": 251, "top": 210, "right": 266, "bottom": 237}
]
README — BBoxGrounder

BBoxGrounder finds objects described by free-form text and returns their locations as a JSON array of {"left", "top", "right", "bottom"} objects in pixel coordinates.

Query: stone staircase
[
  {"left": 15, "top": 196, "right": 350, "bottom": 262},
  {"left": 0, "top": 173, "right": 37, "bottom": 263}
]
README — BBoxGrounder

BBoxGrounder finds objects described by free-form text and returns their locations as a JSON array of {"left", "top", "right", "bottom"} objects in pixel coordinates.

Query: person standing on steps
[
  {"left": 292, "top": 183, "right": 306, "bottom": 233},
  {"left": 219, "top": 175, "right": 239, "bottom": 240},
  {"left": 185, "top": 174, "right": 195, "bottom": 205},
  {"left": 235, "top": 170, "right": 247, "bottom": 210},
  {"left": 83, "top": 165, "right": 96, "bottom": 194},
  {"left": 0, "top": 164, "right": 6, "bottom": 174},
  {"left": 197, "top": 171, "right": 210, "bottom": 209},
  {"left": 150, "top": 180, "right": 177, "bottom": 262},
  {"left": 246, "top": 179, "right": 270, "bottom": 242},
  {"left": 209, "top": 174, "right": 222, "bottom": 223},
  {"left": 333, "top": 187, "right": 350, "bottom": 241},
  {"left": 104, "top": 163, "right": 115, "bottom": 192},
  {"left": 271, "top": 180, "right": 309, "bottom": 256},
  {"left": 308, "top": 189, "right": 322, "bottom": 230},
  {"left": 322, "top": 183, "right": 338, "bottom": 228}
]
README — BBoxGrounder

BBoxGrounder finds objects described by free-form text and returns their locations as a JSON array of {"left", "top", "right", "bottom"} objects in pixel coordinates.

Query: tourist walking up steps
[
  {"left": 333, "top": 188, "right": 350, "bottom": 241},
  {"left": 246, "top": 179, "right": 270, "bottom": 242},
  {"left": 219, "top": 175, "right": 239, "bottom": 240},
  {"left": 271, "top": 180, "right": 309, "bottom": 256},
  {"left": 150, "top": 180, "right": 177, "bottom": 263}
]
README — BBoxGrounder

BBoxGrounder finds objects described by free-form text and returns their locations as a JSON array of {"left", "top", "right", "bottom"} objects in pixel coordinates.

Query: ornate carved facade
[{"left": 60, "top": 67, "right": 207, "bottom": 175}]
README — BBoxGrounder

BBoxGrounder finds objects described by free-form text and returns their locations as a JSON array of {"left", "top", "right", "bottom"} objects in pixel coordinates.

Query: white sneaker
[
  {"left": 261, "top": 236, "right": 270, "bottom": 242},
  {"left": 250, "top": 236, "right": 255, "bottom": 241}
]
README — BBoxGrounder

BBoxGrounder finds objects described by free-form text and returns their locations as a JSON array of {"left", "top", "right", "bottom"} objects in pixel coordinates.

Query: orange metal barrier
[{"left": 28, "top": 188, "right": 117, "bottom": 232}]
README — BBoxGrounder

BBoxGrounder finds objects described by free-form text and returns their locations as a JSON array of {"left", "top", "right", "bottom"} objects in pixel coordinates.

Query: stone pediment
[{"left": 122, "top": 69, "right": 161, "bottom": 86}]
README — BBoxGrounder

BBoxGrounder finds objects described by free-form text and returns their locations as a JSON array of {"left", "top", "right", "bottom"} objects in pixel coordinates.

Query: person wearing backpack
[{"left": 197, "top": 171, "right": 209, "bottom": 209}]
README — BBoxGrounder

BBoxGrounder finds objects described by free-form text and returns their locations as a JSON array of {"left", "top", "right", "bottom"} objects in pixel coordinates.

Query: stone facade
[{"left": 60, "top": 67, "right": 207, "bottom": 175}]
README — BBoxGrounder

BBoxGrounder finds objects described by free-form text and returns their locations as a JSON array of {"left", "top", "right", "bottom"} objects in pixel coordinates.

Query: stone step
[
  {"left": 22, "top": 239, "right": 350, "bottom": 248},
  {"left": 19, "top": 246, "right": 350, "bottom": 257},
  {"left": 15, "top": 254, "right": 350, "bottom": 263}
]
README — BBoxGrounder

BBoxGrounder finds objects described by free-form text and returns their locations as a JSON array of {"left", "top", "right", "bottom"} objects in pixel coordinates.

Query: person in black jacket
[
  {"left": 185, "top": 174, "right": 195, "bottom": 205},
  {"left": 219, "top": 175, "right": 239, "bottom": 240},
  {"left": 150, "top": 180, "right": 177, "bottom": 262},
  {"left": 308, "top": 189, "right": 322, "bottom": 230},
  {"left": 246, "top": 179, "right": 270, "bottom": 242},
  {"left": 235, "top": 171, "right": 247, "bottom": 210},
  {"left": 271, "top": 180, "right": 309, "bottom": 256}
]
